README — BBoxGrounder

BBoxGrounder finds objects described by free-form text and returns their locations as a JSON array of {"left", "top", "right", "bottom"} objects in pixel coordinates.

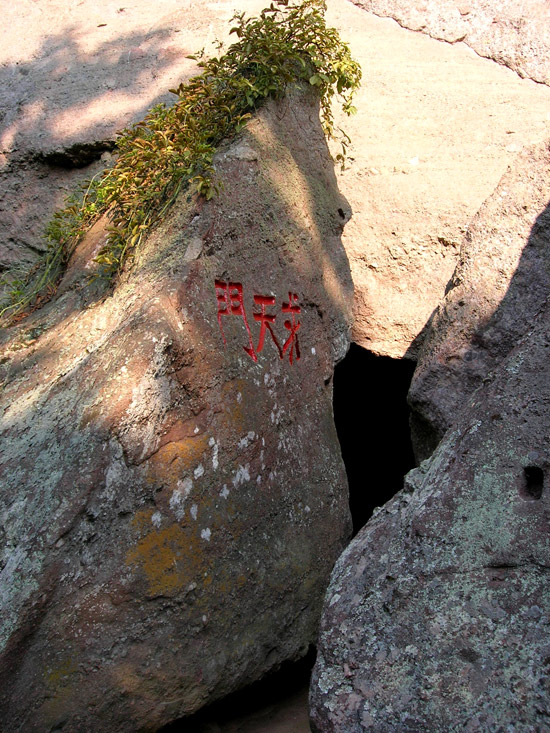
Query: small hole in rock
[
  {"left": 333, "top": 343, "right": 416, "bottom": 535},
  {"left": 523, "top": 465, "right": 544, "bottom": 500}
]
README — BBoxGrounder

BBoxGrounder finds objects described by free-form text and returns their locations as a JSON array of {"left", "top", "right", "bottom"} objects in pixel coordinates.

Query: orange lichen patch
[
  {"left": 130, "top": 508, "right": 156, "bottom": 533},
  {"left": 145, "top": 435, "right": 210, "bottom": 489},
  {"left": 158, "top": 418, "right": 206, "bottom": 447},
  {"left": 126, "top": 521, "right": 203, "bottom": 597}
]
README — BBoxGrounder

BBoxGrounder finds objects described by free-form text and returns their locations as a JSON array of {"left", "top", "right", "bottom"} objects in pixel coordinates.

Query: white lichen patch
[
  {"left": 317, "top": 664, "right": 347, "bottom": 696},
  {"left": 190, "top": 504, "right": 198, "bottom": 520},
  {"left": 208, "top": 437, "right": 219, "bottom": 470},
  {"left": 238, "top": 431, "right": 256, "bottom": 450},
  {"left": 177, "top": 476, "right": 193, "bottom": 497},
  {"left": 232, "top": 464, "right": 250, "bottom": 487},
  {"left": 270, "top": 404, "right": 284, "bottom": 425},
  {"left": 151, "top": 511, "right": 162, "bottom": 528},
  {"left": 103, "top": 456, "right": 127, "bottom": 501},
  {"left": 193, "top": 464, "right": 205, "bottom": 479},
  {"left": 170, "top": 477, "right": 192, "bottom": 520},
  {"left": 201, "top": 528, "right": 211, "bottom": 541},
  {"left": 220, "top": 485, "right": 230, "bottom": 499}
]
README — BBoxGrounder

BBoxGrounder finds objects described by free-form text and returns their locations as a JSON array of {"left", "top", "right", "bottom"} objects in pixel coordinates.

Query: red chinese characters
[
  {"left": 215, "top": 280, "right": 257, "bottom": 361},
  {"left": 253, "top": 294, "right": 282, "bottom": 359},
  {"left": 282, "top": 292, "right": 301, "bottom": 365},
  {"left": 215, "top": 280, "right": 301, "bottom": 364}
]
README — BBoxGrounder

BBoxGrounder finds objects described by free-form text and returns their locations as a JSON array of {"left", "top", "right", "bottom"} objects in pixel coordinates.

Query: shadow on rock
[
  {"left": 0, "top": 86, "right": 355, "bottom": 732},
  {"left": 408, "top": 139, "right": 550, "bottom": 461}
]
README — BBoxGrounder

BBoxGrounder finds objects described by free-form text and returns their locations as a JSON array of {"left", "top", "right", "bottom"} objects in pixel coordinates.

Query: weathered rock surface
[
  {"left": 409, "top": 138, "right": 550, "bottom": 461},
  {"left": 349, "top": 0, "right": 550, "bottom": 86},
  {"left": 0, "top": 0, "right": 267, "bottom": 269},
  {"left": 310, "top": 293, "right": 550, "bottom": 732},
  {"left": 327, "top": 0, "right": 550, "bottom": 358},
  {"left": 4, "top": 0, "right": 550, "bottom": 362},
  {"left": 0, "top": 89, "right": 353, "bottom": 732}
]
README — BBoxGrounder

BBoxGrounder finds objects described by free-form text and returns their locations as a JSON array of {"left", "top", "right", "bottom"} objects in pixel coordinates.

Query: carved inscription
[{"left": 215, "top": 280, "right": 301, "bottom": 364}]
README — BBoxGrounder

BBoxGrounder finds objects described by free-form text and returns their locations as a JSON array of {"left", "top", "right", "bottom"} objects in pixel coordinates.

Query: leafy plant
[{"left": 0, "top": 0, "right": 361, "bottom": 325}]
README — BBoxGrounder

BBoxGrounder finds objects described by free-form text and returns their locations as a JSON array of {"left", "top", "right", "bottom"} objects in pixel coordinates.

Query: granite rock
[
  {"left": 348, "top": 0, "right": 550, "bottom": 86},
  {"left": 409, "top": 139, "right": 550, "bottom": 460},
  {"left": 311, "top": 292, "right": 550, "bottom": 732},
  {"left": 0, "top": 88, "right": 353, "bottom": 732}
]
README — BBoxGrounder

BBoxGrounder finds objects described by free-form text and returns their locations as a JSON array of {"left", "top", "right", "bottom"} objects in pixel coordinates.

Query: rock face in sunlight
[
  {"left": 4, "top": 0, "right": 550, "bottom": 366},
  {"left": 0, "top": 89, "right": 353, "bottom": 732},
  {"left": 348, "top": 0, "right": 550, "bottom": 85},
  {"left": 325, "top": 0, "right": 550, "bottom": 361},
  {"left": 409, "top": 139, "right": 550, "bottom": 461},
  {"left": 311, "top": 294, "right": 550, "bottom": 731},
  {"left": 0, "top": 0, "right": 268, "bottom": 270}
]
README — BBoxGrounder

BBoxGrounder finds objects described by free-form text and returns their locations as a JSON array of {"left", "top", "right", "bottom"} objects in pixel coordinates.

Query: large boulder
[
  {"left": 310, "top": 292, "right": 550, "bottom": 732},
  {"left": 326, "top": 0, "right": 550, "bottom": 359},
  {"left": 409, "top": 138, "right": 550, "bottom": 460},
  {"left": 348, "top": 0, "right": 550, "bottom": 86},
  {"left": 4, "top": 0, "right": 550, "bottom": 364},
  {"left": 0, "top": 88, "right": 353, "bottom": 732}
]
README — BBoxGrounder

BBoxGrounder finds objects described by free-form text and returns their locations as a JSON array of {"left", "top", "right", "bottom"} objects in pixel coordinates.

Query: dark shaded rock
[
  {"left": 310, "top": 293, "right": 550, "bottom": 732},
  {"left": 349, "top": 0, "right": 550, "bottom": 86},
  {"left": 409, "top": 139, "right": 550, "bottom": 461},
  {"left": 35, "top": 140, "right": 117, "bottom": 168},
  {"left": 0, "top": 88, "right": 353, "bottom": 732}
]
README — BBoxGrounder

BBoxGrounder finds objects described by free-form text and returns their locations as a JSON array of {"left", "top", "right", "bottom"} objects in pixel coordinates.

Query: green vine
[{"left": 0, "top": 0, "right": 360, "bottom": 325}]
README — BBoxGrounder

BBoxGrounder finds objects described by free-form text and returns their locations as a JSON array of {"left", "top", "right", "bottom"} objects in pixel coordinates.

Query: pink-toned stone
[
  {"left": 409, "top": 139, "right": 550, "bottom": 460},
  {"left": 348, "top": 0, "right": 550, "bottom": 85},
  {"left": 0, "top": 89, "right": 353, "bottom": 732},
  {"left": 311, "top": 293, "right": 550, "bottom": 731}
]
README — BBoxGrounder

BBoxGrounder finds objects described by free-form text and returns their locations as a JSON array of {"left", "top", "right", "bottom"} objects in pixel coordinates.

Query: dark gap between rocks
[
  {"left": 333, "top": 343, "right": 416, "bottom": 535},
  {"left": 160, "top": 647, "right": 315, "bottom": 732}
]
